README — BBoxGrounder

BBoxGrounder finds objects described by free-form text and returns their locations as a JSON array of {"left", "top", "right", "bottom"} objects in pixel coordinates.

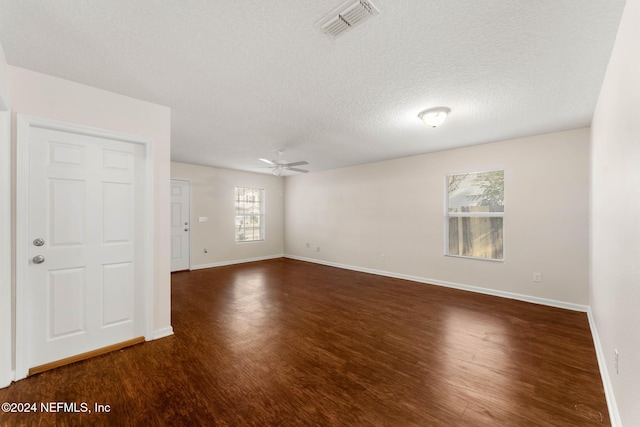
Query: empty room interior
[{"left": 1, "top": 0, "right": 639, "bottom": 425}]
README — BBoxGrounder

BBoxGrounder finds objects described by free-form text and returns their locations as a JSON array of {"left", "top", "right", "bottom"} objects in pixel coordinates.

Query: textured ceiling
[{"left": 0, "top": 0, "right": 626, "bottom": 174}]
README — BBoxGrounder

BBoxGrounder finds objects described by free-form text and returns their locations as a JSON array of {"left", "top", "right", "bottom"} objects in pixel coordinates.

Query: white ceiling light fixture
[{"left": 418, "top": 107, "right": 451, "bottom": 128}]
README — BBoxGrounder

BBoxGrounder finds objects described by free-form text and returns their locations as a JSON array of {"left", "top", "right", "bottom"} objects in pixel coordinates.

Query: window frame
[
  {"left": 444, "top": 169, "right": 505, "bottom": 262},
  {"left": 234, "top": 186, "right": 265, "bottom": 243}
]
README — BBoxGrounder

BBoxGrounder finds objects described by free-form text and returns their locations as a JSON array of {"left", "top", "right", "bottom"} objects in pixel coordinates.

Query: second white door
[{"left": 170, "top": 180, "right": 190, "bottom": 272}]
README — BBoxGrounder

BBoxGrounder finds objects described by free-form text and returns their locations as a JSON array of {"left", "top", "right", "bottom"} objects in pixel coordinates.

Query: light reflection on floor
[
  {"left": 441, "top": 305, "right": 517, "bottom": 418},
  {"left": 223, "top": 273, "right": 282, "bottom": 358}
]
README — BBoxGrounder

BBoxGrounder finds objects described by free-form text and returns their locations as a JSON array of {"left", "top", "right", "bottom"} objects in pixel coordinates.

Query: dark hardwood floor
[{"left": 0, "top": 258, "right": 609, "bottom": 426}]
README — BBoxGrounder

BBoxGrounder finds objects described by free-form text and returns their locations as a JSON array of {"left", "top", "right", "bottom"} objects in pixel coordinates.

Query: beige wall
[
  {"left": 591, "top": 0, "right": 640, "bottom": 424},
  {"left": 285, "top": 128, "right": 590, "bottom": 305},
  {"left": 171, "top": 162, "right": 284, "bottom": 267},
  {"left": 0, "top": 43, "right": 7, "bottom": 107},
  {"left": 8, "top": 66, "right": 172, "bottom": 341}
]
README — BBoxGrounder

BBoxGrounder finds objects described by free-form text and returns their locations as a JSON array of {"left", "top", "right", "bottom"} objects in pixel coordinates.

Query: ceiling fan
[{"left": 259, "top": 150, "right": 309, "bottom": 176}]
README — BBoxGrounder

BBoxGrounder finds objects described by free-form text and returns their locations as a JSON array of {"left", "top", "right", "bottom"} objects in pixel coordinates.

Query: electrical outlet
[
  {"left": 615, "top": 349, "right": 619, "bottom": 374},
  {"left": 380, "top": 254, "right": 385, "bottom": 261},
  {"left": 533, "top": 272, "right": 542, "bottom": 283}
]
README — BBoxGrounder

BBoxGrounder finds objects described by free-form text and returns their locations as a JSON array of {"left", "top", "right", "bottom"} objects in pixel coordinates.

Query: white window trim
[
  {"left": 444, "top": 169, "right": 505, "bottom": 262},
  {"left": 448, "top": 211, "right": 504, "bottom": 218},
  {"left": 234, "top": 186, "right": 265, "bottom": 243}
]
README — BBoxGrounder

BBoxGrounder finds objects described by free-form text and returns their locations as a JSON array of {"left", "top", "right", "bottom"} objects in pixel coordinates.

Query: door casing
[{"left": 0, "top": 85, "right": 11, "bottom": 388}]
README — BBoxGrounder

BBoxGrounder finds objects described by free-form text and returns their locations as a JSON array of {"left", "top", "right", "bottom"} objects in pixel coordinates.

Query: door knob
[
  {"left": 33, "top": 255, "right": 45, "bottom": 264},
  {"left": 33, "top": 238, "right": 45, "bottom": 246}
]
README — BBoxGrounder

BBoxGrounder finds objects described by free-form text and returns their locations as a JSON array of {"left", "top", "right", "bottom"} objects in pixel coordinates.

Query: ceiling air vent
[{"left": 318, "top": 0, "right": 380, "bottom": 38}]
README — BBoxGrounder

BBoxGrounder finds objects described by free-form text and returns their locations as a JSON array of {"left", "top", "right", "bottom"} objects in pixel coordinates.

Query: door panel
[
  {"left": 49, "top": 267, "right": 85, "bottom": 338},
  {"left": 171, "top": 235, "right": 182, "bottom": 259},
  {"left": 102, "top": 262, "right": 133, "bottom": 326},
  {"left": 103, "top": 182, "right": 132, "bottom": 243},
  {"left": 50, "top": 179, "right": 85, "bottom": 245}
]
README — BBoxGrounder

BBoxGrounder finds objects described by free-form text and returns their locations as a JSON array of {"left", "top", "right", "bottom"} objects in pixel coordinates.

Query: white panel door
[
  {"left": 27, "top": 125, "right": 145, "bottom": 369},
  {"left": 170, "top": 180, "right": 190, "bottom": 272}
]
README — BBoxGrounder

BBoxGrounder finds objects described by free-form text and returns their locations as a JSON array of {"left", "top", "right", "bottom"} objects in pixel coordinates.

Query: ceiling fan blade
[
  {"left": 288, "top": 168, "right": 309, "bottom": 173},
  {"left": 259, "top": 158, "right": 275, "bottom": 165},
  {"left": 284, "top": 160, "right": 308, "bottom": 167}
]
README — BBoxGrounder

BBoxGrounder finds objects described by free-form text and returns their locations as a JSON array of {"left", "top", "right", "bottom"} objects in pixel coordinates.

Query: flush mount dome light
[{"left": 418, "top": 107, "right": 451, "bottom": 128}]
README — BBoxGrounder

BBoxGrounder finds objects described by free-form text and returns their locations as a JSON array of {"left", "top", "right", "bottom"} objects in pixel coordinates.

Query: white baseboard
[
  {"left": 586, "top": 309, "right": 621, "bottom": 427},
  {"left": 0, "top": 370, "right": 14, "bottom": 389},
  {"left": 284, "top": 254, "right": 589, "bottom": 312},
  {"left": 151, "top": 327, "right": 174, "bottom": 340},
  {"left": 191, "top": 254, "right": 284, "bottom": 271}
]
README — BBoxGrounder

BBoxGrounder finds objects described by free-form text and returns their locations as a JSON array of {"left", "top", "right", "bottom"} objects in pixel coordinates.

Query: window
[
  {"left": 235, "top": 187, "right": 264, "bottom": 242},
  {"left": 446, "top": 170, "right": 504, "bottom": 261}
]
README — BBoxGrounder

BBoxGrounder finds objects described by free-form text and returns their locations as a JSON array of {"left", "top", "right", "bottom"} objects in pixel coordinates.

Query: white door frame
[
  {"left": 0, "top": 84, "right": 11, "bottom": 388},
  {"left": 14, "top": 114, "right": 155, "bottom": 381},
  {"left": 170, "top": 178, "right": 192, "bottom": 272}
]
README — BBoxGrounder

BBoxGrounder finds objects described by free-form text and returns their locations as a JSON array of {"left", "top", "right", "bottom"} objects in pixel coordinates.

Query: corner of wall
[
  {"left": 586, "top": 309, "right": 622, "bottom": 426},
  {"left": 0, "top": 40, "right": 13, "bottom": 389},
  {"left": 589, "top": 0, "right": 640, "bottom": 424}
]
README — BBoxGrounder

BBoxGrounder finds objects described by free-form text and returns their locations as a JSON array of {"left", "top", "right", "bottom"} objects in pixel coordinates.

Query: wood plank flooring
[{"left": 0, "top": 258, "right": 609, "bottom": 426}]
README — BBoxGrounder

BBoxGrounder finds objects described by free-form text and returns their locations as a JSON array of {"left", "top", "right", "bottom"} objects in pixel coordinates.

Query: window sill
[{"left": 444, "top": 254, "right": 504, "bottom": 263}]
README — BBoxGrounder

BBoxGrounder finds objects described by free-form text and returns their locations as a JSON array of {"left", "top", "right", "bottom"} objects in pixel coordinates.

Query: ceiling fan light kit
[
  {"left": 259, "top": 150, "right": 310, "bottom": 175},
  {"left": 418, "top": 107, "right": 451, "bottom": 128}
]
